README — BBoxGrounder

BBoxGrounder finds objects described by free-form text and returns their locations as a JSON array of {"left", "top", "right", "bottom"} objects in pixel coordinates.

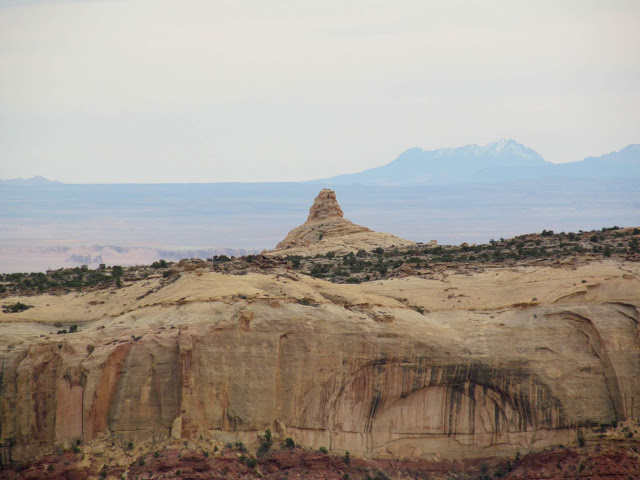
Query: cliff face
[{"left": 1, "top": 261, "right": 639, "bottom": 464}]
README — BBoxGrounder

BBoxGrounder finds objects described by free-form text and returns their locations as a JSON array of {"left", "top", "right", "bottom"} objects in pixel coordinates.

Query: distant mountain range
[
  {"left": 2, "top": 141, "right": 638, "bottom": 187},
  {"left": 317, "top": 140, "right": 640, "bottom": 186}
]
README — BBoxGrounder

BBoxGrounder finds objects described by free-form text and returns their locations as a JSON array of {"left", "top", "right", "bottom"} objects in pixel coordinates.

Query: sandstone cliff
[
  {"left": 1, "top": 260, "right": 639, "bottom": 465},
  {"left": 267, "top": 189, "right": 415, "bottom": 256}
]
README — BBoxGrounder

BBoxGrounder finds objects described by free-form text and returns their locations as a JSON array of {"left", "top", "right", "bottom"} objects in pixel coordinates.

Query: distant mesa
[
  {"left": 0, "top": 175, "right": 61, "bottom": 185},
  {"left": 267, "top": 188, "right": 415, "bottom": 256}
]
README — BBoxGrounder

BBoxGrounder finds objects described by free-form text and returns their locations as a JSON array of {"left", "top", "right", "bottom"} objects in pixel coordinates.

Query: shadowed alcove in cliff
[{"left": 328, "top": 360, "right": 565, "bottom": 454}]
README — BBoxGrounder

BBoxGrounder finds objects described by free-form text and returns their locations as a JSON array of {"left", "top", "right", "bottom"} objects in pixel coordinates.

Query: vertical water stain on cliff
[
  {"left": 55, "top": 366, "right": 85, "bottom": 443},
  {"left": 107, "top": 339, "right": 182, "bottom": 442},
  {"left": 85, "top": 343, "right": 131, "bottom": 441},
  {"left": 552, "top": 311, "right": 624, "bottom": 419}
]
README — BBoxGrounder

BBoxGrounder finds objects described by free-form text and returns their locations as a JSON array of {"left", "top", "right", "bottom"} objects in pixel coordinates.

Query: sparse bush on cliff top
[{"left": 2, "top": 301, "right": 31, "bottom": 313}]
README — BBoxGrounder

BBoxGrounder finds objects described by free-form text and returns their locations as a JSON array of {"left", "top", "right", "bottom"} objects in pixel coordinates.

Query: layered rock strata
[{"left": 0, "top": 260, "right": 639, "bottom": 464}]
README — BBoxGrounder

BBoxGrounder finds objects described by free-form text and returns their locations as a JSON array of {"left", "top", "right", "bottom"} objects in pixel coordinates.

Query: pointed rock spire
[
  {"left": 307, "top": 189, "right": 344, "bottom": 222},
  {"left": 267, "top": 188, "right": 415, "bottom": 255}
]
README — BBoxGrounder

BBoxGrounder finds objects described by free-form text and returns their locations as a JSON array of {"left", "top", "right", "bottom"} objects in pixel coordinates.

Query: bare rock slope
[
  {"left": 1, "top": 258, "right": 639, "bottom": 465},
  {"left": 267, "top": 189, "right": 415, "bottom": 256}
]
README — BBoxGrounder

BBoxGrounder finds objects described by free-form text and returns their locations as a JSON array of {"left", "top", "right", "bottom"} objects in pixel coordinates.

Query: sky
[{"left": 1, "top": 0, "right": 639, "bottom": 183}]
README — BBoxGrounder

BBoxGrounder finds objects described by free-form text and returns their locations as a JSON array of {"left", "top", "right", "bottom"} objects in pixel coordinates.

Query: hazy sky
[{"left": 1, "top": 0, "right": 639, "bottom": 183}]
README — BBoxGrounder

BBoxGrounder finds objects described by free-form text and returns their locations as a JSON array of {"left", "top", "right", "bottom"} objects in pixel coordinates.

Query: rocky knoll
[
  {"left": 268, "top": 189, "right": 415, "bottom": 256},
  {"left": 0, "top": 259, "right": 639, "bottom": 466}
]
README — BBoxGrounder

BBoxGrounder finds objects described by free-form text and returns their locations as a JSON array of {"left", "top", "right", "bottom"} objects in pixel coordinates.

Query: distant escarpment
[{"left": 0, "top": 257, "right": 639, "bottom": 465}]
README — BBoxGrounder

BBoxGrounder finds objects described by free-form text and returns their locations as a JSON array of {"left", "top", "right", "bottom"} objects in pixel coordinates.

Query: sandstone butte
[
  {"left": 265, "top": 188, "right": 417, "bottom": 256},
  {"left": 0, "top": 189, "right": 639, "bottom": 471}
]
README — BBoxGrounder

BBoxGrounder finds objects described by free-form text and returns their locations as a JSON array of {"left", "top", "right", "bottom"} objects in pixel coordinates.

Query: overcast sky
[{"left": 1, "top": 0, "right": 639, "bottom": 183}]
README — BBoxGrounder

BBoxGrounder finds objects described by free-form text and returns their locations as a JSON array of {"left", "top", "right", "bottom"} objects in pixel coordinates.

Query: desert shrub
[
  {"left": 310, "top": 263, "right": 331, "bottom": 278},
  {"left": 112, "top": 265, "right": 124, "bottom": 276},
  {"left": 343, "top": 253, "right": 356, "bottom": 266},
  {"left": 2, "top": 302, "right": 31, "bottom": 313},
  {"left": 258, "top": 428, "right": 273, "bottom": 456},
  {"left": 343, "top": 450, "right": 351, "bottom": 464},
  {"left": 284, "top": 437, "right": 295, "bottom": 449},
  {"left": 577, "top": 431, "right": 586, "bottom": 447}
]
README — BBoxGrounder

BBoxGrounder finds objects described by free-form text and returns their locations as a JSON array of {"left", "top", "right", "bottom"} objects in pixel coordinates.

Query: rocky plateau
[{"left": 0, "top": 190, "right": 639, "bottom": 479}]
